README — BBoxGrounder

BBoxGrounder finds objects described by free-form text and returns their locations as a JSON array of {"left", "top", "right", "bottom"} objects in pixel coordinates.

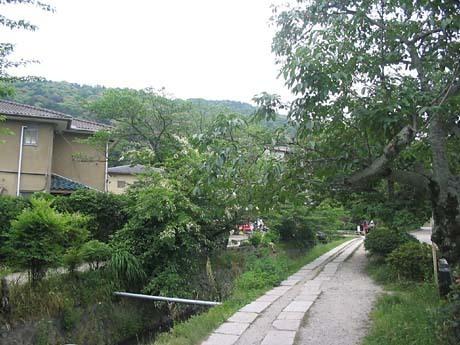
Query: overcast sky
[{"left": 1, "top": 0, "right": 293, "bottom": 104}]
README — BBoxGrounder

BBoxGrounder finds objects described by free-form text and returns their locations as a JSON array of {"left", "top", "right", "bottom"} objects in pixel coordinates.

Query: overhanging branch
[{"left": 346, "top": 125, "right": 415, "bottom": 185}]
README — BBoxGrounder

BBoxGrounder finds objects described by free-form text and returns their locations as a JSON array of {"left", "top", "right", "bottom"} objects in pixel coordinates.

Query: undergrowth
[{"left": 363, "top": 259, "right": 445, "bottom": 345}]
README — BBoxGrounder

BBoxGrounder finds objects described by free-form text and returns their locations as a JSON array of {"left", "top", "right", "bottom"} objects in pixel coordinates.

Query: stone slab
[
  {"left": 228, "top": 312, "right": 258, "bottom": 323},
  {"left": 261, "top": 330, "right": 296, "bottom": 345},
  {"left": 277, "top": 311, "right": 305, "bottom": 320},
  {"left": 295, "top": 293, "right": 318, "bottom": 302},
  {"left": 289, "top": 274, "right": 305, "bottom": 280},
  {"left": 202, "top": 333, "right": 239, "bottom": 345},
  {"left": 239, "top": 301, "right": 271, "bottom": 313},
  {"left": 280, "top": 279, "right": 300, "bottom": 286},
  {"left": 256, "top": 294, "right": 279, "bottom": 303},
  {"left": 214, "top": 322, "right": 250, "bottom": 335},
  {"left": 266, "top": 286, "right": 292, "bottom": 296},
  {"left": 273, "top": 319, "right": 302, "bottom": 331},
  {"left": 283, "top": 301, "right": 314, "bottom": 313}
]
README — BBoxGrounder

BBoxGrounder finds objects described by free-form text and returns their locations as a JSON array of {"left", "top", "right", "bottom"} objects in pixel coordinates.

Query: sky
[{"left": 1, "top": 0, "right": 293, "bottom": 104}]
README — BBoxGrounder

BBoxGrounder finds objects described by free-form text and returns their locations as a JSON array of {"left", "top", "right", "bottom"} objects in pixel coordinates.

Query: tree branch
[{"left": 346, "top": 125, "right": 415, "bottom": 185}]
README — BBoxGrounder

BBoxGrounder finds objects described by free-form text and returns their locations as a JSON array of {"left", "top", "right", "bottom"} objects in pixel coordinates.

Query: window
[
  {"left": 117, "top": 180, "right": 126, "bottom": 188},
  {"left": 23, "top": 127, "right": 38, "bottom": 146}
]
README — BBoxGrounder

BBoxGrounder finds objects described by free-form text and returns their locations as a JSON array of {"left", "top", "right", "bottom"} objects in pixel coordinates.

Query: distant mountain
[
  {"left": 188, "top": 98, "right": 256, "bottom": 116},
  {"left": 9, "top": 80, "right": 106, "bottom": 119},
  {"left": 7, "top": 80, "right": 258, "bottom": 119}
]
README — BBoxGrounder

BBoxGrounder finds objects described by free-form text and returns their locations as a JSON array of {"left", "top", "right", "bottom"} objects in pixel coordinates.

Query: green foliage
[
  {"left": 0, "top": 195, "right": 29, "bottom": 258},
  {"left": 63, "top": 248, "right": 83, "bottom": 274},
  {"left": 236, "top": 252, "right": 288, "bottom": 290},
  {"left": 53, "top": 189, "right": 129, "bottom": 242},
  {"left": 265, "top": 0, "right": 460, "bottom": 265},
  {"left": 248, "top": 232, "right": 263, "bottom": 247},
  {"left": 5, "top": 198, "right": 88, "bottom": 283},
  {"left": 79, "top": 240, "right": 111, "bottom": 270},
  {"left": 437, "top": 284, "right": 460, "bottom": 345},
  {"left": 386, "top": 242, "right": 433, "bottom": 282},
  {"left": 0, "top": 1, "right": 53, "bottom": 96},
  {"left": 107, "top": 246, "right": 145, "bottom": 285},
  {"left": 112, "top": 181, "right": 209, "bottom": 297},
  {"left": 364, "top": 227, "right": 416, "bottom": 257},
  {"left": 363, "top": 283, "right": 442, "bottom": 345},
  {"left": 61, "top": 301, "right": 82, "bottom": 332},
  {"left": 143, "top": 263, "right": 199, "bottom": 299},
  {"left": 269, "top": 202, "right": 347, "bottom": 247}
]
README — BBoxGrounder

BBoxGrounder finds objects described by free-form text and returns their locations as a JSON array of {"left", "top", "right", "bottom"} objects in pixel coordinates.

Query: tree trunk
[{"left": 429, "top": 116, "right": 460, "bottom": 265}]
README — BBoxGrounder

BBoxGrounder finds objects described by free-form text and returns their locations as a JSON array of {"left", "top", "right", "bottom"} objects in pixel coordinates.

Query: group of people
[{"left": 357, "top": 220, "right": 375, "bottom": 235}]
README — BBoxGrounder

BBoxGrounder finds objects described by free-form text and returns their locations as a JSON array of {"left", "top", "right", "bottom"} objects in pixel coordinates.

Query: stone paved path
[
  {"left": 296, "top": 244, "right": 382, "bottom": 345},
  {"left": 201, "top": 238, "right": 365, "bottom": 345}
]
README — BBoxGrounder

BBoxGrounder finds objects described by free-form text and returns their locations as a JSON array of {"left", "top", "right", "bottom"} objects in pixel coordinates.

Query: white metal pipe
[
  {"left": 16, "top": 126, "right": 26, "bottom": 196},
  {"left": 104, "top": 142, "right": 109, "bottom": 192},
  {"left": 114, "top": 292, "right": 222, "bottom": 306}
]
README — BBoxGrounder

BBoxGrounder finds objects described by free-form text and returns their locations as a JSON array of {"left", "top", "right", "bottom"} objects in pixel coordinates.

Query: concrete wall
[
  {"left": 0, "top": 120, "right": 54, "bottom": 195},
  {"left": 107, "top": 174, "right": 138, "bottom": 194},
  {"left": 52, "top": 132, "right": 106, "bottom": 191}
]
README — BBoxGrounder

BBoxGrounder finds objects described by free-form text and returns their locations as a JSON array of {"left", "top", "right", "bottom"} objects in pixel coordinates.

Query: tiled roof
[
  {"left": 50, "top": 174, "right": 90, "bottom": 192},
  {"left": 0, "top": 99, "right": 111, "bottom": 133},
  {"left": 71, "top": 118, "right": 112, "bottom": 132},
  {"left": 0, "top": 99, "right": 71, "bottom": 120},
  {"left": 108, "top": 164, "right": 146, "bottom": 175},
  {"left": 107, "top": 165, "right": 163, "bottom": 175}
]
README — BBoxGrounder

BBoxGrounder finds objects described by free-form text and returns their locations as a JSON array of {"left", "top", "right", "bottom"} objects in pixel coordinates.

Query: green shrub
[
  {"left": 79, "top": 240, "right": 111, "bottom": 269},
  {"left": 364, "top": 227, "right": 416, "bottom": 257},
  {"left": 53, "top": 189, "right": 129, "bottom": 242},
  {"left": 249, "top": 232, "right": 263, "bottom": 247},
  {"left": 437, "top": 284, "right": 460, "bottom": 345},
  {"left": 5, "top": 198, "right": 88, "bottom": 283},
  {"left": 108, "top": 246, "right": 145, "bottom": 285},
  {"left": 272, "top": 209, "right": 316, "bottom": 247},
  {"left": 262, "top": 230, "right": 280, "bottom": 244},
  {"left": 386, "top": 242, "right": 433, "bottom": 281},
  {"left": 61, "top": 301, "right": 81, "bottom": 332},
  {"left": 63, "top": 247, "right": 83, "bottom": 274},
  {"left": 236, "top": 254, "right": 287, "bottom": 290},
  {"left": 0, "top": 195, "right": 29, "bottom": 258}
]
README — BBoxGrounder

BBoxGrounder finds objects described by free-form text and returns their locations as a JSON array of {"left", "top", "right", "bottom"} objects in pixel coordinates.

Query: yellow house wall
[
  {"left": 0, "top": 120, "right": 54, "bottom": 195},
  {"left": 107, "top": 174, "right": 138, "bottom": 194},
  {"left": 52, "top": 132, "right": 106, "bottom": 191}
]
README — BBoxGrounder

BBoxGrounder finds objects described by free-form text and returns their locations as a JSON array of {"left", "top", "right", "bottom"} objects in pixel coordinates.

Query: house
[
  {"left": 107, "top": 164, "right": 145, "bottom": 194},
  {"left": 0, "top": 100, "right": 111, "bottom": 196},
  {"left": 107, "top": 165, "right": 164, "bottom": 194}
]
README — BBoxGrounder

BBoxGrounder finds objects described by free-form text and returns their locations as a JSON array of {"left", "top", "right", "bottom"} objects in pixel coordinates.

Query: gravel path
[{"left": 296, "top": 245, "right": 382, "bottom": 345}]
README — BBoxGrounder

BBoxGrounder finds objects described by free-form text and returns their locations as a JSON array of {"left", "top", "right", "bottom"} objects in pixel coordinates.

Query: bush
[
  {"left": 275, "top": 214, "right": 315, "bottom": 247},
  {"left": 63, "top": 247, "right": 83, "bottom": 274},
  {"left": 236, "top": 252, "right": 287, "bottom": 290},
  {"left": 249, "top": 232, "right": 263, "bottom": 247},
  {"left": 5, "top": 198, "right": 89, "bottom": 283},
  {"left": 437, "top": 284, "right": 460, "bottom": 345},
  {"left": 53, "top": 189, "right": 130, "bottom": 242},
  {"left": 108, "top": 246, "right": 145, "bottom": 285},
  {"left": 269, "top": 202, "right": 348, "bottom": 247},
  {"left": 364, "top": 227, "right": 416, "bottom": 257},
  {"left": 0, "top": 195, "right": 29, "bottom": 258},
  {"left": 386, "top": 242, "right": 433, "bottom": 281},
  {"left": 80, "top": 240, "right": 111, "bottom": 269}
]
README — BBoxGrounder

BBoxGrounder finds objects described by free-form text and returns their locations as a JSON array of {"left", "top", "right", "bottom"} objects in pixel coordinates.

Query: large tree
[{"left": 265, "top": 0, "right": 460, "bottom": 264}]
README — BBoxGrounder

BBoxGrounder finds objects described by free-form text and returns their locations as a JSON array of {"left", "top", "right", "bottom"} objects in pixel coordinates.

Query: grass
[
  {"left": 363, "top": 260, "right": 445, "bottom": 345},
  {"left": 152, "top": 238, "right": 349, "bottom": 345}
]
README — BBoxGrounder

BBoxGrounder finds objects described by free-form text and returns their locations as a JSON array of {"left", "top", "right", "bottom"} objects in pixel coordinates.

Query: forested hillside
[{"left": 8, "top": 80, "right": 264, "bottom": 120}]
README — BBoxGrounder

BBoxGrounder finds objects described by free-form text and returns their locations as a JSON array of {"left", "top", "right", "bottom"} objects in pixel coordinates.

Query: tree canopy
[{"left": 263, "top": 0, "right": 460, "bottom": 264}]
